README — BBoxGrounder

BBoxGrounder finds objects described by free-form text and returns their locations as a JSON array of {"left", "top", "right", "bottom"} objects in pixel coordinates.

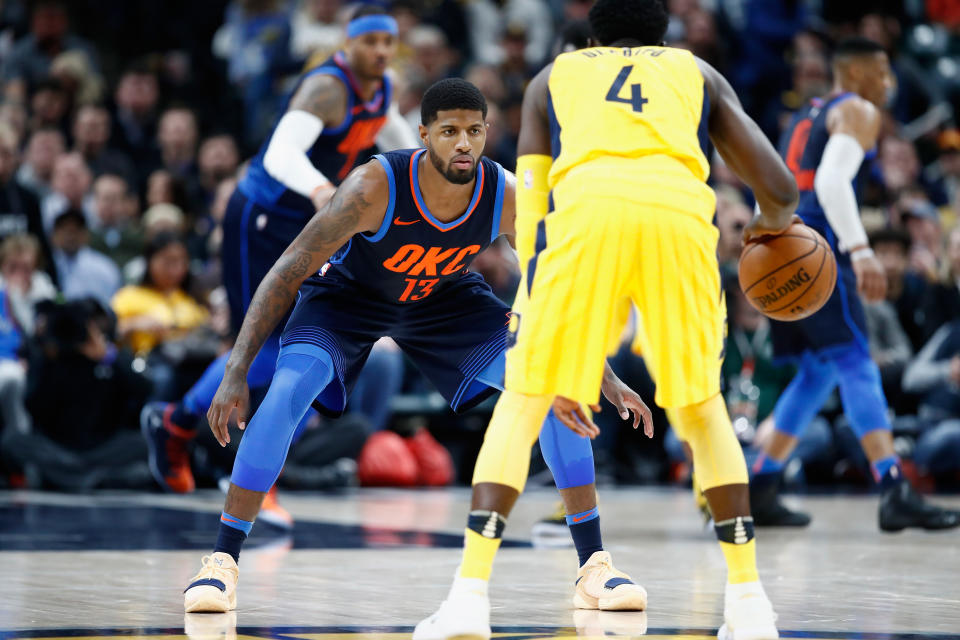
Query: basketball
[{"left": 738, "top": 222, "right": 837, "bottom": 321}]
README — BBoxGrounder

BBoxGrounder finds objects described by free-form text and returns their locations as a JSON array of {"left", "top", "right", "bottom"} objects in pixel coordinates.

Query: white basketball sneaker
[
  {"left": 718, "top": 581, "right": 779, "bottom": 640},
  {"left": 573, "top": 551, "right": 647, "bottom": 611},
  {"left": 413, "top": 576, "right": 491, "bottom": 640},
  {"left": 184, "top": 552, "right": 239, "bottom": 613}
]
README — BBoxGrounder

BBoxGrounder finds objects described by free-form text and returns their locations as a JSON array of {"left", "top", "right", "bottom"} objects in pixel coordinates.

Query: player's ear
[{"left": 418, "top": 123, "right": 429, "bottom": 147}]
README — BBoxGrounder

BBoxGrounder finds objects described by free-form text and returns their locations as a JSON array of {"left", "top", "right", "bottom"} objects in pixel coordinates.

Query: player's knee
[
  {"left": 539, "top": 409, "right": 595, "bottom": 489},
  {"left": 834, "top": 348, "right": 889, "bottom": 437}
]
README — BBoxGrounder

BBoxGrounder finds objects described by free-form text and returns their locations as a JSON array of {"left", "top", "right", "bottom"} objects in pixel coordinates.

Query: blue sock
[
  {"left": 871, "top": 455, "right": 903, "bottom": 491},
  {"left": 751, "top": 453, "right": 786, "bottom": 476},
  {"left": 566, "top": 506, "right": 602, "bottom": 567},
  {"left": 215, "top": 511, "right": 253, "bottom": 563}
]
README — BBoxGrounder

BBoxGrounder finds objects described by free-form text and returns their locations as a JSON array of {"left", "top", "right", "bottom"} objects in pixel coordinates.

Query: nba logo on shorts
[{"left": 506, "top": 312, "right": 521, "bottom": 348}]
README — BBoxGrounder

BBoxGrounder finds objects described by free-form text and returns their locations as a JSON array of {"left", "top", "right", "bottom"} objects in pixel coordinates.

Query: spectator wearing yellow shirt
[{"left": 112, "top": 233, "right": 211, "bottom": 400}]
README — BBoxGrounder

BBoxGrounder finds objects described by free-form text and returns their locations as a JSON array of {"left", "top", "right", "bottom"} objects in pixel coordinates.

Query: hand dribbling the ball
[{"left": 741, "top": 214, "right": 803, "bottom": 246}]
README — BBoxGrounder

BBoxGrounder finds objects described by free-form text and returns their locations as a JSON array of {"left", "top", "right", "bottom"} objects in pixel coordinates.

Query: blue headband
[{"left": 347, "top": 15, "right": 399, "bottom": 39}]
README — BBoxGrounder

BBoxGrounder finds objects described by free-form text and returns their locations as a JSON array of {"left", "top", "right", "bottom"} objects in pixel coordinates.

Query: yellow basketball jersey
[{"left": 546, "top": 46, "right": 710, "bottom": 188}]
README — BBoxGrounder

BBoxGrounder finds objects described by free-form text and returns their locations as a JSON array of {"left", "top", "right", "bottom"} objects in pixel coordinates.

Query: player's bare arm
[
  {"left": 696, "top": 59, "right": 798, "bottom": 241},
  {"left": 516, "top": 65, "right": 552, "bottom": 157},
  {"left": 288, "top": 73, "right": 349, "bottom": 129},
  {"left": 824, "top": 97, "right": 886, "bottom": 301},
  {"left": 207, "top": 161, "right": 388, "bottom": 446}
]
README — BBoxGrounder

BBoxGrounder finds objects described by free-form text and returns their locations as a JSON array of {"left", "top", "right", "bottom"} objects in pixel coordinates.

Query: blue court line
[{"left": 1, "top": 626, "right": 958, "bottom": 640}]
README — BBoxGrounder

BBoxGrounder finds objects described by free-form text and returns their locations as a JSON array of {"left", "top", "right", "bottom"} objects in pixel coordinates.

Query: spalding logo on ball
[{"left": 738, "top": 221, "right": 837, "bottom": 321}]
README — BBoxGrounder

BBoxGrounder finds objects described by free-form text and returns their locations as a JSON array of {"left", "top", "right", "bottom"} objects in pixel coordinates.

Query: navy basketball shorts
[{"left": 280, "top": 271, "right": 511, "bottom": 417}]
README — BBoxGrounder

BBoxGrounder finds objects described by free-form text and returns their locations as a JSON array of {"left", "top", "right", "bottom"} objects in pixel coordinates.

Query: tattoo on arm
[
  {"left": 227, "top": 176, "right": 372, "bottom": 372},
  {"left": 290, "top": 76, "right": 346, "bottom": 122}
]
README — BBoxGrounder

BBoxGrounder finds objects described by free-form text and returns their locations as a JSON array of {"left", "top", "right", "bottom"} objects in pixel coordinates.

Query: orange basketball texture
[{"left": 738, "top": 223, "right": 837, "bottom": 321}]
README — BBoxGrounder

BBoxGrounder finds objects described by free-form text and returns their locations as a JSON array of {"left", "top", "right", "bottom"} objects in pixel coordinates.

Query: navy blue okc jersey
[
  {"left": 778, "top": 92, "right": 874, "bottom": 225},
  {"left": 239, "top": 52, "right": 392, "bottom": 219},
  {"left": 318, "top": 148, "right": 506, "bottom": 303}
]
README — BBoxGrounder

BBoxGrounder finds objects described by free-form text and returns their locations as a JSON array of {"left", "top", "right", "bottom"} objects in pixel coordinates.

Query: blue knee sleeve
[
  {"left": 231, "top": 345, "right": 334, "bottom": 492},
  {"left": 773, "top": 352, "right": 838, "bottom": 438},
  {"left": 182, "top": 338, "right": 281, "bottom": 416},
  {"left": 834, "top": 346, "right": 890, "bottom": 438},
  {"left": 539, "top": 409, "right": 595, "bottom": 489}
]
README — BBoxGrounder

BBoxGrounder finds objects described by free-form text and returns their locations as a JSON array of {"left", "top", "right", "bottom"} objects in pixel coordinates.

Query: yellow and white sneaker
[
  {"left": 413, "top": 576, "right": 491, "bottom": 640},
  {"left": 718, "top": 581, "right": 778, "bottom": 640},
  {"left": 573, "top": 551, "right": 647, "bottom": 611},
  {"left": 184, "top": 552, "right": 239, "bottom": 613}
]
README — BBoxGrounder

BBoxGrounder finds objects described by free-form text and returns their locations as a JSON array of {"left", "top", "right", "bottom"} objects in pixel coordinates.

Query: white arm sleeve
[
  {"left": 376, "top": 103, "right": 419, "bottom": 151},
  {"left": 262, "top": 110, "right": 331, "bottom": 198},
  {"left": 813, "top": 133, "right": 868, "bottom": 252}
]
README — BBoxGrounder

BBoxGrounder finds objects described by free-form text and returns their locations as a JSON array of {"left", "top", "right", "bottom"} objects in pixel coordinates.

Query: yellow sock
[
  {"left": 719, "top": 539, "right": 759, "bottom": 584},
  {"left": 459, "top": 529, "right": 502, "bottom": 581}
]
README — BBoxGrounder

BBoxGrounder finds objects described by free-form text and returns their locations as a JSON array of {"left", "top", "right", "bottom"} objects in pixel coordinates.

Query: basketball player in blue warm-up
[
  {"left": 140, "top": 7, "right": 417, "bottom": 507},
  {"left": 181, "top": 79, "right": 653, "bottom": 614},
  {"left": 751, "top": 38, "right": 960, "bottom": 531}
]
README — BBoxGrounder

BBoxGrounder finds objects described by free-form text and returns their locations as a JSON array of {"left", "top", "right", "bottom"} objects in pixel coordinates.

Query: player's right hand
[
  {"left": 852, "top": 254, "right": 887, "bottom": 303},
  {"left": 741, "top": 214, "right": 802, "bottom": 245},
  {"left": 206, "top": 368, "right": 250, "bottom": 447},
  {"left": 552, "top": 395, "right": 600, "bottom": 439}
]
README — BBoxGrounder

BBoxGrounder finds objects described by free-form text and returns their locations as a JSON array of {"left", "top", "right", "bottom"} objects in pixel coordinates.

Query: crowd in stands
[{"left": 1, "top": 0, "right": 960, "bottom": 492}]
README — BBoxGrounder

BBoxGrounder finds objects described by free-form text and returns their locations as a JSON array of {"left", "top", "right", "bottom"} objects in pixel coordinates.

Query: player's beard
[{"left": 428, "top": 146, "right": 476, "bottom": 185}]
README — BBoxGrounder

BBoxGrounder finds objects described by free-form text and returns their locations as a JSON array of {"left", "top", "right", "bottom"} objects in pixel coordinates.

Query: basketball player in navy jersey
[
  {"left": 750, "top": 38, "right": 960, "bottom": 531},
  {"left": 140, "top": 6, "right": 418, "bottom": 504},
  {"left": 181, "top": 79, "right": 653, "bottom": 615}
]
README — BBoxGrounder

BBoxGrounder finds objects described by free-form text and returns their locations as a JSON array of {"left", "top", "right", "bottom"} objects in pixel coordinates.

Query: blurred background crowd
[{"left": 1, "top": 0, "right": 960, "bottom": 497}]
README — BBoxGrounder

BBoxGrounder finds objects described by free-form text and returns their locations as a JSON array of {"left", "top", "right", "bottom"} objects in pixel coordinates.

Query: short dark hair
[
  {"left": 868, "top": 227, "right": 911, "bottom": 253},
  {"left": 52, "top": 208, "right": 86, "bottom": 230},
  {"left": 420, "top": 78, "right": 487, "bottom": 126},
  {"left": 589, "top": 0, "right": 668, "bottom": 47},
  {"left": 141, "top": 232, "right": 189, "bottom": 288},
  {"left": 834, "top": 37, "right": 886, "bottom": 61}
]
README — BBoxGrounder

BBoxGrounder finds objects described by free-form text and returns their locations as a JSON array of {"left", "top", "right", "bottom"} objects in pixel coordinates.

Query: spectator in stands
[
  {"left": 145, "top": 169, "right": 191, "bottom": 214},
  {"left": 0, "top": 0, "right": 98, "bottom": 99},
  {"left": 72, "top": 104, "right": 135, "bottom": 183},
  {"left": 28, "top": 77, "right": 69, "bottom": 132},
  {"left": 88, "top": 173, "right": 142, "bottom": 269},
  {"left": 899, "top": 192, "right": 944, "bottom": 283},
  {"left": 0, "top": 235, "right": 55, "bottom": 440},
  {"left": 408, "top": 25, "right": 457, "bottom": 86},
  {"left": 110, "top": 61, "right": 160, "bottom": 180},
  {"left": 290, "top": 0, "right": 344, "bottom": 62},
  {"left": 922, "top": 225, "right": 960, "bottom": 340},
  {"left": 715, "top": 187, "right": 752, "bottom": 274},
  {"left": 903, "top": 319, "right": 960, "bottom": 478},
  {"left": 50, "top": 208, "right": 120, "bottom": 305},
  {"left": 15, "top": 127, "right": 64, "bottom": 202},
  {"left": 196, "top": 134, "right": 239, "bottom": 206},
  {"left": 2, "top": 298, "right": 152, "bottom": 490},
  {"left": 112, "top": 232, "right": 211, "bottom": 400},
  {"left": 0, "top": 123, "right": 54, "bottom": 276},
  {"left": 50, "top": 48, "right": 104, "bottom": 107},
  {"left": 872, "top": 227, "right": 929, "bottom": 352},
  {"left": 41, "top": 151, "right": 94, "bottom": 229}
]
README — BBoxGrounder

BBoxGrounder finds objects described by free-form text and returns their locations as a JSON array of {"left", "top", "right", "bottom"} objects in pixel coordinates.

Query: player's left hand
[
  {"left": 552, "top": 396, "right": 600, "bottom": 439},
  {"left": 599, "top": 378, "right": 654, "bottom": 438}
]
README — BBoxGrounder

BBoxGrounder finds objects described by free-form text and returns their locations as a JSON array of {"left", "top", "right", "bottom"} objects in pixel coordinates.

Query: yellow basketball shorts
[{"left": 506, "top": 182, "right": 724, "bottom": 409}]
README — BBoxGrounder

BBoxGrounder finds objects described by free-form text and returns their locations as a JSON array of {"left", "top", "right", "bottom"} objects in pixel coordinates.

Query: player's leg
[
  {"left": 748, "top": 351, "right": 838, "bottom": 526},
  {"left": 537, "top": 410, "right": 646, "bottom": 611},
  {"left": 832, "top": 345, "right": 960, "bottom": 531},
  {"left": 415, "top": 199, "right": 631, "bottom": 639},
  {"left": 183, "top": 343, "right": 336, "bottom": 613},
  {"left": 633, "top": 208, "right": 776, "bottom": 640}
]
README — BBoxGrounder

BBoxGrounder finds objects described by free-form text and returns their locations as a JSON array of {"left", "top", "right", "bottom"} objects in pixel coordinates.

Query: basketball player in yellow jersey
[{"left": 414, "top": 1, "right": 801, "bottom": 639}]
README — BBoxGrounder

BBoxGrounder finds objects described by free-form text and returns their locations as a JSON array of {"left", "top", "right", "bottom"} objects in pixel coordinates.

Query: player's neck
[
  {"left": 417, "top": 153, "right": 476, "bottom": 222},
  {"left": 832, "top": 79, "right": 859, "bottom": 100}
]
